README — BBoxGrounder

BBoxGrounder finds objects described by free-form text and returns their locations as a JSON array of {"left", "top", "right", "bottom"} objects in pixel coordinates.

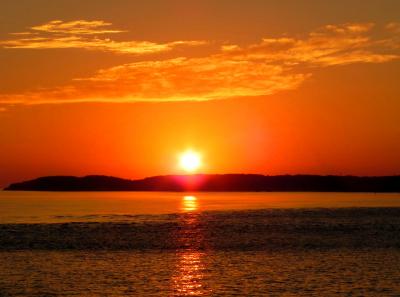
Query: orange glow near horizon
[{"left": 0, "top": 1, "right": 400, "bottom": 187}]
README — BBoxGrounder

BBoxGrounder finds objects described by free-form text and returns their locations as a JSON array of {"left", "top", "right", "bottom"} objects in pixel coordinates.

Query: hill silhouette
[{"left": 4, "top": 174, "right": 400, "bottom": 192}]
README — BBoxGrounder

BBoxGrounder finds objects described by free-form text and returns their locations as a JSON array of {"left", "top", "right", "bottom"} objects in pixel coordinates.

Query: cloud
[
  {"left": 386, "top": 22, "right": 400, "bottom": 33},
  {"left": 0, "top": 36, "right": 206, "bottom": 54},
  {"left": 0, "top": 22, "right": 399, "bottom": 106},
  {"left": 30, "top": 20, "right": 125, "bottom": 35},
  {"left": 84, "top": 58, "right": 305, "bottom": 99},
  {"left": 0, "top": 57, "right": 308, "bottom": 104},
  {"left": 222, "top": 23, "right": 398, "bottom": 66},
  {"left": 0, "top": 20, "right": 206, "bottom": 54}
]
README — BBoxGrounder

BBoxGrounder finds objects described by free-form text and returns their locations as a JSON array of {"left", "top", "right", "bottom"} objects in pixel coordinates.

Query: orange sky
[{"left": 1, "top": 0, "right": 400, "bottom": 186}]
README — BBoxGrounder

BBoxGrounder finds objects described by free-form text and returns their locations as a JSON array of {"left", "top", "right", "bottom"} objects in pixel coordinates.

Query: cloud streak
[
  {"left": 0, "top": 22, "right": 399, "bottom": 106},
  {"left": 0, "top": 57, "right": 308, "bottom": 104},
  {"left": 0, "top": 20, "right": 206, "bottom": 54},
  {"left": 30, "top": 20, "right": 125, "bottom": 35},
  {"left": 222, "top": 23, "right": 398, "bottom": 66}
]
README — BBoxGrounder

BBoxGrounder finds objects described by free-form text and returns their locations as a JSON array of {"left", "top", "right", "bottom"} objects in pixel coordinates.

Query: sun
[{"left": 179, "top": 150, "right": 202, "bottom": 173}]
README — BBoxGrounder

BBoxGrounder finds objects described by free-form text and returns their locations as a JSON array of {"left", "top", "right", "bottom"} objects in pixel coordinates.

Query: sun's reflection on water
[
  {"left": 173, "top": 250, "right": 206, "bottom": 296},
  {"left": 181, "top": 195, "right": 198, "bottom": 212},
  {"left": 172, "top": 195, "right": 210, "bottom": 296}
]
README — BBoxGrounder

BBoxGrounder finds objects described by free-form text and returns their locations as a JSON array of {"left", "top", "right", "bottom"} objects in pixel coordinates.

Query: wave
[{"left": 1, "top": 208, "right": 400, "bottom": 251}]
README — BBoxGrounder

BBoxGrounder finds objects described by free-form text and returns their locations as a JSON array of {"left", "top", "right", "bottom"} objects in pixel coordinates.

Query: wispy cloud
[
  {"left": 222, "top": 23, "right": 398, "bottom": 66},
  {"left": 0, "top": 20, "right": 206, "bottom": 54},
  {"left": 386, "top": 22, "right": 400, "bottom": 33},
  {"left": 0, "top": 57, "right": 308, "bottom": 104},
  {"left": 0, "top": 22, "right": 398, "bottom": 106},
  {"left": 30, "top": 20, "right": 125, "bottom": 35}
]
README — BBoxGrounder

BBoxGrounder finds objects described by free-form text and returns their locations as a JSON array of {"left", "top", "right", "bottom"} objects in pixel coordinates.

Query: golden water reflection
[
  {"left": 181, "top": 195, "right": 198, "bottom": 212},
  {"left": 173, "top": 250, "right": 206, "bottom": 296},
  {"left": 172, "top": 195, "right": 209, "bottom": 296}
]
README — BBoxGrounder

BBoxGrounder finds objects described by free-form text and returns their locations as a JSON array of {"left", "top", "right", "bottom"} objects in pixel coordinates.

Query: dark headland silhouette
[{"left": 4, "top": 174, "right": 400, "bottom": 192}]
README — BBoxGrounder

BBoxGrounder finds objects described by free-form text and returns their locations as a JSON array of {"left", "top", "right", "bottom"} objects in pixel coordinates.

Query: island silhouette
[{"left": 4, "top": 174, "right": 400, "bottom": 192}]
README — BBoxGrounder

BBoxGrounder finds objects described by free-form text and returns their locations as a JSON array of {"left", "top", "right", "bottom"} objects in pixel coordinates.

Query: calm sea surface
[{"left": 1, "top": 191, "right": 400, "bottom": 296}]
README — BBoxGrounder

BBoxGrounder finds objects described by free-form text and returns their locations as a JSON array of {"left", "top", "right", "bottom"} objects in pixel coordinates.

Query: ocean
[{"left": 1, "top": 191, "right": 400, "bottom": 296}]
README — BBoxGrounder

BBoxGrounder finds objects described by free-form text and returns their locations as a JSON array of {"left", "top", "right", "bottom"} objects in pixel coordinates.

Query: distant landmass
[{"left": 4, "top": 174, "right": 400, "bottom": 192}]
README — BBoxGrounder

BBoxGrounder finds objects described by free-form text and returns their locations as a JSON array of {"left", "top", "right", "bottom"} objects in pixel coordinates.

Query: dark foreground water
[{"left": 1, "top": 192, "right": 400, "bottom": 296}]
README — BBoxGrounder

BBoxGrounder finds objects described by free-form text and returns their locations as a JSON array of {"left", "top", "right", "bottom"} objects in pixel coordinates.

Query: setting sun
[{"left": 179, "top": 150, "right": 202, "bottom": 173}]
